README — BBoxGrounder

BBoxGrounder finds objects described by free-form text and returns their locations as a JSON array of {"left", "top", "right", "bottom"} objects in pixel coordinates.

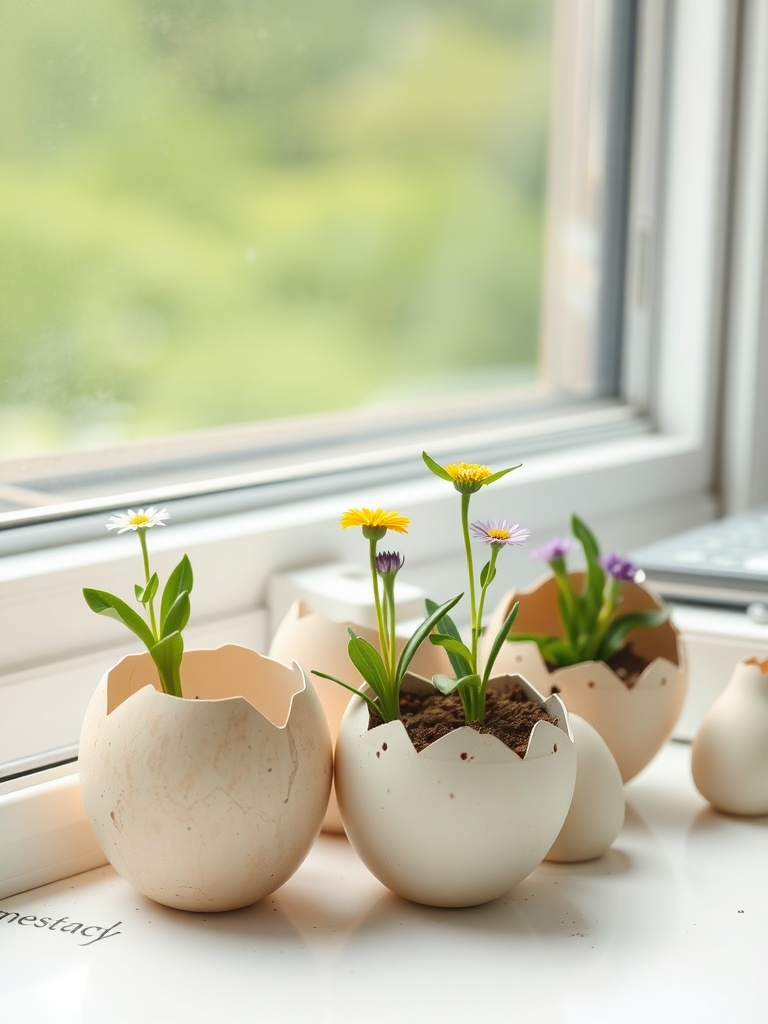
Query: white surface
[{"left": 0, "top": 741, "right": 765, "bottom": 1024}]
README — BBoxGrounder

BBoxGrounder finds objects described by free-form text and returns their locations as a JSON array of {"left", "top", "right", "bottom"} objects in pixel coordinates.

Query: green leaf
[
  {"left": 482, "top": 601, "right": 519, "bottom": 682},
  {"left": 149, "top": 630, "right": 184, "bottom": 697},
  {"left": 421, "top": 451, "right": 454, "bottom": 481},
  {"left": 479, "top": 559, "right": 496, "bottom": 588},
  {"left": 311, "top": 670, "right": 381, "bottom": 716},
  {"left": 161, "top": 590, "right": 191, "bottom": 638},
  {"left": 160, "top": 555, "right": 194, "bottom": 625},
  {"left": 597, "top": 608, "right": 670, "bottom": 662},
  {"left": 429, "top": 633, "right": 473, "bottom": 676},
  {"left": 346, "top": 632, "right": 390, "bottom": 701},
  {"left": 538, "top": 638, "right": 577, "bottom": 667},
  {"left": 424, "top": 600, "right": 460, "bottom": 639},
  {"left": 506, "top": 630, "right": 558, "bottom": 644},
  {"left": 83, "top": 588, "right": 155, "bottom": 650},
  {"left": 571, "top": 514, "right": 600, "bottom": 562},
  {"left": 481, "top": 464, "right": 522, "bottom": 486},
  {"left": 424, "top": 599, "right": 468, "bottom": 677},
  {"left": 431, "top": 673, "right": 462, "bottom": 695},
  {"left": 570, "top": 515, "right": 604, "bottom": 627},
  {"left": 396, "top": 592, "right": 463, "bottom": 681},
  {"left": 135, "top": 573, "right": 159, "bottom": 606},
  {"left": 583, "top": 556, "right": 605, "bottom": 624},
  {"left": 556, "top": 588, "right": 574, "bottom": 643}
]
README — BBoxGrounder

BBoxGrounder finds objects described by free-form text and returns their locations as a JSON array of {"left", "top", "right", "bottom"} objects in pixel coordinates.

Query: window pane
[{"left": 1, "top": 0, "right": 556, "bottom": 458}]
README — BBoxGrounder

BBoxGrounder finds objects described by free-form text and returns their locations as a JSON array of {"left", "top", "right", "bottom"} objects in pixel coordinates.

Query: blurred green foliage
[{"left": 0, "top": 0, "right": 552, "bottom": 454}]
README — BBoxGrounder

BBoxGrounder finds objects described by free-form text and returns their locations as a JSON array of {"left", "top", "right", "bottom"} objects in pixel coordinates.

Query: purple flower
[
  {"left": 470, "top": 520, "right": 530, "bottom": 546},
  {"left": 599, "top": 552, "right": 638, "bottom": 583},
  {"left": 375, "top": 550, "right": 405, "bottom": 576},
  {"left": 531, "top": 538, "right": 575, "bottom": 562}
]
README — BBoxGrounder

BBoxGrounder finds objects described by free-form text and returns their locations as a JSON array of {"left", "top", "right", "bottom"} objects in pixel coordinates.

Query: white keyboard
[{"left": 632, "top": 508, "right": 768, "bottom": 609}]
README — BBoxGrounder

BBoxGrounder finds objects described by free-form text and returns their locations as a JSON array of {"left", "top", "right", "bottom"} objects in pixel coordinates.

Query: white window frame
[{"left": 3, "top": 0, "right": 763, "bottom": 897}]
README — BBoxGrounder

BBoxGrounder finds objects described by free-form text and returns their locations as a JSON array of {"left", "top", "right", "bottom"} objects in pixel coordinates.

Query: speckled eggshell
[
  {"left": 546, "top": 714, "right": 625, "bottom": 862},
  {"left": 79, "top": 645, "right": 332, "bottom": 912},
  {"left": 269, "top": 600, "right": 451, "bottom": 832},
  {"left": 482, "top": 574, "right": 687, "bottom": 782},
  {"left": 334, "top": 673, "right": 576, "bottom": 908},
  {"left": 692, "top": 657, "right": 768, "bottom": 816}
]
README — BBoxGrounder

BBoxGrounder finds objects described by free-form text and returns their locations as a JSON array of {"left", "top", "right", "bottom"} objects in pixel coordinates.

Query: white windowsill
[{"left": 1, "top": 741, "right": 764, "bottom": 1023}]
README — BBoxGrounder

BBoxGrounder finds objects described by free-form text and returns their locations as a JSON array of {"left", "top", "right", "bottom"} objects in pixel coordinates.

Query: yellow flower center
[
  {"left": 446, "top": 462, "right": 492, "bottom": 485},
  {"left": 130, "top": 514, "right": 151, "bottom": 526},
  {"left": 488, "top": 528, "right": 511, "bottom": 541}
]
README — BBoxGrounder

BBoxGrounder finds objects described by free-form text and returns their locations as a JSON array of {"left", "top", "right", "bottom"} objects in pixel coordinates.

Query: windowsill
[
  {"left": 0, "top": 424, "right": 718, "bottom": 774},
  {"left": 1, "top": 741, "right": 764, "bottom": 1023}
]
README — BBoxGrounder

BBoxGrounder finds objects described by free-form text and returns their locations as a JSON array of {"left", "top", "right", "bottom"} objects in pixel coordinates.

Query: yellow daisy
[
  {"left": 340, "top": 507, "right": 410, "bottom": 534},
  {"left": 445, "top": 462, "right": 492, "bottom": 488}
]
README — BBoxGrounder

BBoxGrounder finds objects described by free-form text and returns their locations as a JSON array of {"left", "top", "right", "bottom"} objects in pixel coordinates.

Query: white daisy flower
[{"left": 106, "top": 507, "right": 170, "bottom": 533}]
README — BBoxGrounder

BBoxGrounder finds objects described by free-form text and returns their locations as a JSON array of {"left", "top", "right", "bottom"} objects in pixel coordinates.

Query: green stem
[
  {"left": 476, "top": 545, "right": 499, "bottom": 651},
  {"left": 460, "top": 679, "right": 485, "bottom": 724},
  {"left": 551, "top": 561, "right": 579, "bottom": 648},
  {"left": 369, "top": 537, "right": 389, "bottom": 675},
  {"left": 164, "top": 662, "right": 183, "bottom": 699},
  {"left": 383, "top": 577, "right": 397, "bottom": 684},
  {"left": 587, "top": 579, "right": 619, "bottom": 660},
  {"left": 461, "top": 492, "right": 478, "bottom": 672},
  {"left": 470, "top": 544, "right": 500, "bottom": 722},
  {"left": 138, "top": 529, "right": 159, "bottom": 640}
]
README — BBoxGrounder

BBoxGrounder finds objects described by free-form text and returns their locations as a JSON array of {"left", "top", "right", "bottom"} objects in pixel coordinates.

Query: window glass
[{"left": 1, "top": 0, "right": 555, "bottom": 458}]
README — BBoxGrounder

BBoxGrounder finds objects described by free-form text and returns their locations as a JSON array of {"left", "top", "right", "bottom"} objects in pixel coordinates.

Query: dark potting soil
[
  {"left": 606, "top": 644, "right": 648, "bottom": 688},
  {"left": 369, "top": 685, "right": 558, "bottom": 756},
  {"left": 547, "top": 643, "right": 649, "bottom": 693}
]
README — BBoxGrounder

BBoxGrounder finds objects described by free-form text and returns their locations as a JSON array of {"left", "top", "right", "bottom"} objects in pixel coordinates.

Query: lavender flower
[
  {"left": 599, "top": 552, "right": 638, "bottom": 583},
  {"left": 375, "top": 550, "right": 405, "bottom": 576},
  {"left": 470, "top": 520, "right": 530, "bottom": 547},
  {"left": 505, "top": 514, "right": 668, "bottom": 668},
  {"left": 532, "top": 538, "right": 575, "bottom": 562}
]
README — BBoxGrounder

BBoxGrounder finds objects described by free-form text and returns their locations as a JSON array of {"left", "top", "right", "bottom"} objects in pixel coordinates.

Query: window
[
  {"left": 2, "top": 1, "right": 561, "bottom": 459},
  {"left": 4, "top": 0, "right": 767, "bottom": 893},
  {"left": 2, "top": 0, "right": 634, "bottom": 529}
]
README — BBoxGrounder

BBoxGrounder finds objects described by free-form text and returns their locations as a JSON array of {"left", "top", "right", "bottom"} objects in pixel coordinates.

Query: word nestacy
[{"left": 0, "top": 910, "right": 122, "bottom": 946}]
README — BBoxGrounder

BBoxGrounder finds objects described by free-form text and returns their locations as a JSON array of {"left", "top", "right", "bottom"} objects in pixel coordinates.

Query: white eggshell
[
  {"left": 692, "top": 657, "right": 768, "bottom": 816},
  {"left": 79, "top": 645, "right": 332, "bottom": 911},
  {"left": 546, "top": 714, "right": 625, "bottom": 862},
  {"left": 482, "top": 573, "right": 687, "bottom": 782},
  {"left": 334, "top": 674, "right": 576, "bottom": 907},
  {"left": 269, "top": 600, "right": 451, "bottom": 832}
]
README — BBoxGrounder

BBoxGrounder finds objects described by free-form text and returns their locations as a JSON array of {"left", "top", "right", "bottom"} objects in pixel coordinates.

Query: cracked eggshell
[
  {"left": 546, "top": 714, "right": 625, "bottom": 862},
  {"left": 269, "top": 600, "right": 450, "bottom": 833},
  {"left": 79, "top": 645, "right": 332, "bottom": 912},
  {"left": 482, "top": 573, "right": 687, "bottom": 782},
  {"left": 692, "top": 657, "right": 768, "bottom": 816},
  {"left": 334, "top": 673, "right": 576, "bottom": 907}
]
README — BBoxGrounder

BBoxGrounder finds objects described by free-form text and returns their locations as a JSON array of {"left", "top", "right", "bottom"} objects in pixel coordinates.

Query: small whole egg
[{"left": 545, "top": 713, "right": 625, "bottom": 862}]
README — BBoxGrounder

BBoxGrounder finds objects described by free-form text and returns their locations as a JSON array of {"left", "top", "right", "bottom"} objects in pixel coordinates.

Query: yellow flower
[
  {"left": 340, "top": 507, "right": 410, "bottom": 535},
  {"left": 445, "top": 462, "right": 492, "bottom": 488},
  {"left": 422, "top": 451, "right": 521, "bottom": 494}
]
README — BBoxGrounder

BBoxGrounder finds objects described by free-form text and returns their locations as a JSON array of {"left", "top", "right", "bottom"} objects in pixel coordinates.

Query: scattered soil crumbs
[{"left": 369, "top": 685, "right": 557, "bottom": 756}]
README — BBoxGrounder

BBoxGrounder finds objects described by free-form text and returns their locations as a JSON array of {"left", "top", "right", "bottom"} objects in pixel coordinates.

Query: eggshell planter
[
  {"left": 483, "top": 573, "right": 687, "bottom": 783},
  {"left": 545, "top": 714, "right": 625, "bottom": 863},
  {"left": 269, "top": 600, "right": 450, "bottom": 833},
  {"left": 691, "top": 657, "right": 768, "bottom": 816},
  {"left": 79, "top": 645, "right": 332, "bottom": 912},
  {"left": 334, "top": 673, "right": 576, "bottom": 908}
]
